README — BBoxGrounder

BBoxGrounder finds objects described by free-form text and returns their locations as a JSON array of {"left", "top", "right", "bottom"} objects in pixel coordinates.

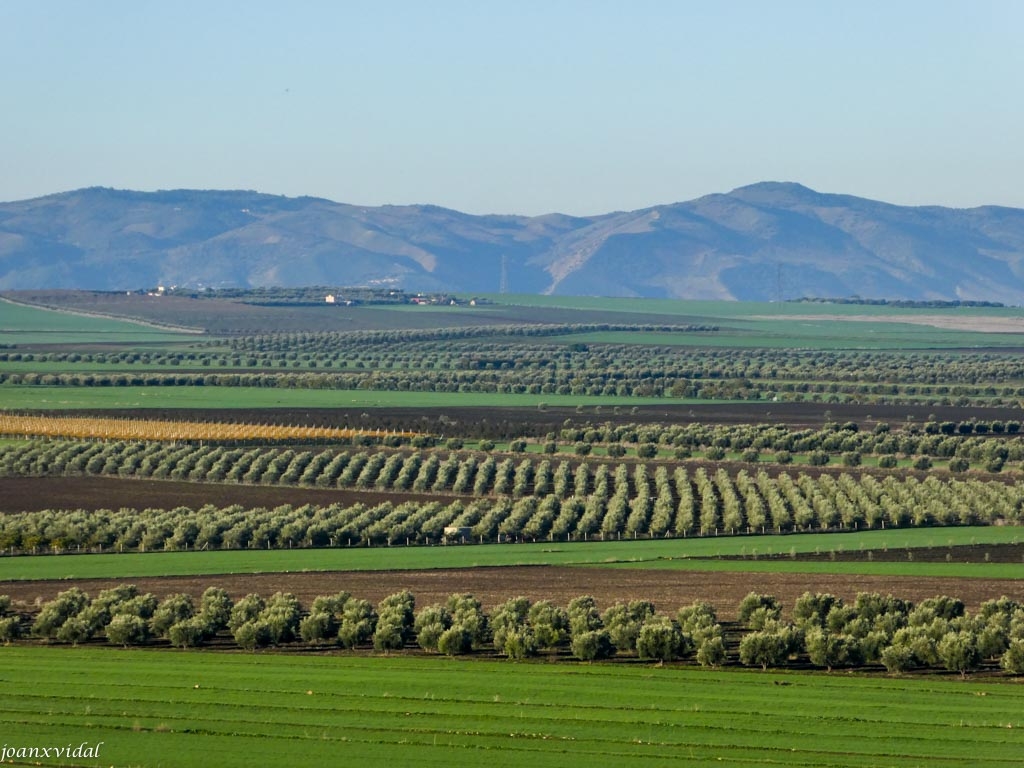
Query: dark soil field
[
  {"left": 2, "top": 565, "right": 1019, "bottom": 620},
  {"left": 0, "top": 476, "right": 461, "bottom": 513},
  {"left": 48, "top": 402, "right": 1024, "bottom": 437}
]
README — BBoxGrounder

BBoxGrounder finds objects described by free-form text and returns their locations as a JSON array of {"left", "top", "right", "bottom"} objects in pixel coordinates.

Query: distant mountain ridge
[{"left": 2, "top": 182, "right": 1023, "bottom": 303}]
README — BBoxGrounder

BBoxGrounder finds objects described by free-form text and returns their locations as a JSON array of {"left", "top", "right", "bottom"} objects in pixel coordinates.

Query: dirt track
[{"left": 4, "top": 565, "right": 1020, "bottom": 619}]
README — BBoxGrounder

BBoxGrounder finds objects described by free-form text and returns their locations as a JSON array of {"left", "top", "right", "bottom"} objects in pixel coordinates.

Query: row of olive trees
[
  {"left": 6, "top": 587, "right": 1023, "bottom": 675},
  {"left": 13, "top": 334, "right": 1021, "bottom": 394},
  {"left": 7, "top": 338, "right": 1024, "bottom": 406},
  {"left": 4, "top": 442, "right": 1024, "bottom": 535},
  {"left": 222, "top": 334, "right": 1024, "bottom": 389},
  {"left": 734, "top": 591, "right": 1024, "bottom": 676},
  {"left": 0, "top": 586, "right": 726, "bottom": 664},
  {"left": 2, "top": 484, "right": 1022, "bottom": 557}
]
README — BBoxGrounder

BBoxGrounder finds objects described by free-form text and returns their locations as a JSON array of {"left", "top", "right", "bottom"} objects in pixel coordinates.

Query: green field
[
  {"left": 0, "top": 299, "right": 192, "bottom": 345},
  {"left": 0, "top": 384, "right": 689, "bottom": 410},
  {"left": 494, "top": 294, "right": 1024, "bottom": 319},
  {"left": 1, "top": 646, "right": 1021, "bottom": 768},
  {"left": 1, "top": 526, "right": 1018, "bottom": 582},
  {"left": 497, "top": 295, "right": 1024, "bottom": 349}
]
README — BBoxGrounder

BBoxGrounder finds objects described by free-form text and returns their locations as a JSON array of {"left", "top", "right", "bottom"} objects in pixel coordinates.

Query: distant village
[
  {"left": 325, "top": 291, "right": 485, "bottom": 307},
  {"left": 145, "top": 285, "right": 491, "bottom": 307}
]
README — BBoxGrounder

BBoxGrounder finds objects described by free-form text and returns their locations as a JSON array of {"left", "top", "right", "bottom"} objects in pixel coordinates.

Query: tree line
[
  {"left": 2, "top": 462, "right": 1021, "bottom": 554},
  {"left": 4, "top": 332, "right": 1024, "bottom": 407},
  {"left": 3, "top": 587, "right": 1022, "bottom": 676}
]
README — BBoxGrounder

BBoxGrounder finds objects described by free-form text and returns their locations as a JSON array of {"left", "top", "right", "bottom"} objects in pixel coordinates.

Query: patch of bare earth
[{"left": 0, "top": 476, "right": 463, "bottom": 513}]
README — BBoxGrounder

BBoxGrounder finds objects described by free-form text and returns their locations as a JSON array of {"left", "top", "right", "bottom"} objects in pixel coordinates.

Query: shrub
[
  {"left": 55, "top": 616, "right": 94, "bottom": 646},
  {"left": 33, "top": 588, "right": 89, "bottom": 640},
  {"left": 738, "top": 593, "right": 781, "bottom": 625},
  {"left": 373, "top": 615, "right": 408, "bottom": 652},
  {"left": 571, "top": 629, "right": 614, "bottom": 661},
  {"left": 527, "top": 600, "right": 569, "bottom": 650},
  {"left": 1001, "top": 639, "right": 1024, "bottom": 674},
  {"left": 499, "top": 627, "right": 538, "bottom": 659},
  {"left": 106, "top": 614, "right": 149, "bottom": 646},
  {"left": 233, "top": 620, "right": 271, "bottom": 651},
  {"left": 937, "top": 631, "right": 982, "bottom": 677},
  {"left": 150, "top": 593, "right": 195, "bottom": 639},
  {"left": 229, "top": 594, "right": 265, "bottom": 631},
  {"left": 695, "top": 635, "right": 727, "bottom": 667},
  {"left": 0, "top": 616, "right": 22, "bottom": 644},
  {"left": 446, "top": 593, "right": 489, "bottom": 648},
  {"left": 299, "top": 612, "right": 337, "bottom": 645},
  {"left": 804, "top": 627, "right": 852, "bottom": 671},
  {"left": 636, "top": 616, "right": 689, "bottom": 662},
  {"left": 168, "top": 617, "right": 208, "bottom": 648},
  {"left": 414, "top": 605, "right": 452, "bottom": 653},
  {"left": 437, "top": 626, "right": 472, "bottom": 656},
  {"left": 567, "top": 595, "right": 603, "bottom": 637},
  {"left": 601, "top": 601, "right": 655, "bottom": 654},
  {"left": 338, "top": 599, "right": 376, "bottom": 649},
  {"left": 947, "top": 457, "right": 969, "bottom": 473},
  {"left": 841, "top": 451, "right": 861, "bottom": 467},
  {"left": 199, "top": 587, "right": 233, "bottom": 631},
  {"left": 738, "top": 629, "right": 788, "bottom": 670},
  {"left": 262, "top": 592, "right": 302, "bottom": 645}
]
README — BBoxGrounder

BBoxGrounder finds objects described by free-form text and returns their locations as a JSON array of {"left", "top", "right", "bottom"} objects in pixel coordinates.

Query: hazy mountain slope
[{"left": 2, "top": 183, "right": 1023, "bottom": 302}]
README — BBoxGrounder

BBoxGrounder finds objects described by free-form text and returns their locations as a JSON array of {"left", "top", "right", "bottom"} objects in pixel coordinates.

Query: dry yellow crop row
[{"left": 0, "top": 414, "right": 419, "bottom": 443}]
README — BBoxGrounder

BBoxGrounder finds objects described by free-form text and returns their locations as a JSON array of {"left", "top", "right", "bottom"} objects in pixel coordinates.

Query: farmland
[
  {"left": 1, "top": 290, "right": 1023, "bottom": 766},
  {"left": 4, "top": 648, "right": 1022, "bottom": 768}
]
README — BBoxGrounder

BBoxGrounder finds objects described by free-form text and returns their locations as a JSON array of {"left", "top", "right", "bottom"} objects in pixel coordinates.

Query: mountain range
[{"left": 1, "top": 182, "right": 1023, "bottom": 302}]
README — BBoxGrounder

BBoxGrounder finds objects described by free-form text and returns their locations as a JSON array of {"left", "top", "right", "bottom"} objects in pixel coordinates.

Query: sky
[{"left": 2, "top": 1, "right": 1022, "bottom": 216}]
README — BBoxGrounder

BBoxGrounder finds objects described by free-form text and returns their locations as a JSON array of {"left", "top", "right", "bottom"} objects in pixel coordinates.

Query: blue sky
[{"left": 2, "top": 1, "right": 1021, "bottom": 215}]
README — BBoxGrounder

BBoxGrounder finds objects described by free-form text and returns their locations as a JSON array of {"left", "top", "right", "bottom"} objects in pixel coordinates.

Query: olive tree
[{"left": 636, "top": 616, "right": 689, "bottom": 663}]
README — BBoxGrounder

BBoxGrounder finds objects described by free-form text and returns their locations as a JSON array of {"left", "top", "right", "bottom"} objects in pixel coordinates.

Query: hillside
[{"left": 2, "top": 182, "right": 1023, "bottom": 302}]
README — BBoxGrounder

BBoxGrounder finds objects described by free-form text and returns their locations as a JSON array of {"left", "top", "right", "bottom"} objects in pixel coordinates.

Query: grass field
[
  {"left": 0, "top": 384, "right": 689, "bottom": 410},
  {"left": 499, "top": 295, "right": 1024, "bottom": 349},
  {"left": 1, "top": 646, "right": 1021, "bottom": 768},
  {"left": 0, "top": 298, "right": 192, "bottom": 344},
  {"left": 495, "top": 294, "right": 1024, "bottom": 319},
  {"left": 1, "top": 526, "right": 1018, "bottom": 582}
]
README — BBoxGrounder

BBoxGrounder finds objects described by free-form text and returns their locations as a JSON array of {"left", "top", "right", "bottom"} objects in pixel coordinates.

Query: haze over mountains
[{"left": 1, "top": 182, "right": 1023, "bottom": 303}]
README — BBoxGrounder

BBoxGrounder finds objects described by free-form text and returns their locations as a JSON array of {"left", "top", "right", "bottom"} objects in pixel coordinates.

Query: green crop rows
[
  {"left": 0, "top": 526, "right": 1018, "bottom": 582},
  {"left": 1, "top": 647, "right": 1022, "bottom": 768}
]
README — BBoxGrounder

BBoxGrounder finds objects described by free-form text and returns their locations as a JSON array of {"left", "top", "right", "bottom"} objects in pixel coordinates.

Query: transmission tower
[{"left": 499, "top": 254, "right": 509, "bottom": 294}]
